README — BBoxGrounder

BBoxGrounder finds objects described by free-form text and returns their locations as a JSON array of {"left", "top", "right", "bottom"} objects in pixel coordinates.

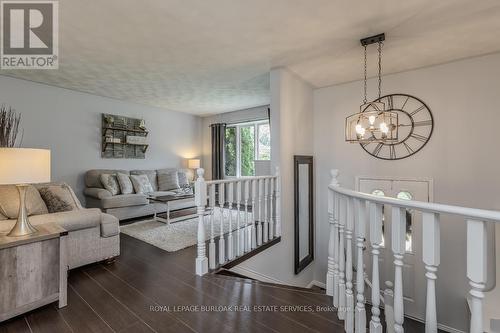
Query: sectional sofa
[{"left": 84, "top": 168, "right": 196, "bottom": 221}]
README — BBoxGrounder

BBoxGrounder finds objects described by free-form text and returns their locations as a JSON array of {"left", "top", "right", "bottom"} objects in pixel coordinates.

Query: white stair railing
[
  {"left": 195, "top": 167, "right": 280, "bottom": 276},
  {"left": 327, "top": 169, "right": 500, "bottom": 333}
]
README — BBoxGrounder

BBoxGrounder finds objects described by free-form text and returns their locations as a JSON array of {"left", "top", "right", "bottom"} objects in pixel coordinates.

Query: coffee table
[{"left": 148, "top": 194, "right": 196, "bottom": 224}]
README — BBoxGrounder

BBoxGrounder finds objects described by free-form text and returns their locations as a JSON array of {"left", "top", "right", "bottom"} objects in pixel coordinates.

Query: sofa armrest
[{"left": 84, "top": 187, "right": 112, "bottom": 200}]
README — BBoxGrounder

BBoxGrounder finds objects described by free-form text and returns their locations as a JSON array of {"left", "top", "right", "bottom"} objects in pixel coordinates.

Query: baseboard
[
  {"left": 229, "top": 266, "right": 286, "bottom": 285},
  {"left": 306, "top": 280, "right": 326, "bottom": 289}
]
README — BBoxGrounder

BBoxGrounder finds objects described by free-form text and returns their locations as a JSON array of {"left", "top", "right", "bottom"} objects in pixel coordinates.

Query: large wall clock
[{"left": 360, "top": 93, "right": 434, "bottom": 160}]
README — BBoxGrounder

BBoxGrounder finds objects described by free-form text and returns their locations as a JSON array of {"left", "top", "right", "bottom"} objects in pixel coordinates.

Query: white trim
[
  {"left": 306, "top": 280, "right": 326, "bottom": 289},
  {"left": 229, "top": 266, "right": 286, "bottom": 284}
]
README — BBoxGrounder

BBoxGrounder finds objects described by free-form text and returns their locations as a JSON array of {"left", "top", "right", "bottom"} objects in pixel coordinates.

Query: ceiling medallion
[{"left": 345, "top": 33, "right": 434, "bottom": 160}]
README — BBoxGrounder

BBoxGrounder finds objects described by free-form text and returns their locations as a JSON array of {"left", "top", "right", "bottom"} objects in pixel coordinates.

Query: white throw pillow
[
  {"left": 100, "top": 174, "right": 120, "bottom": 195},
  {"left": 130, "top": 174, "right": 154, "bottom": 194},
  {"left": 158, "top": 171, "right": 180, "bottom": 191},
  {"left": 116, "top": 173, "right": 134, "bottom": 194}
]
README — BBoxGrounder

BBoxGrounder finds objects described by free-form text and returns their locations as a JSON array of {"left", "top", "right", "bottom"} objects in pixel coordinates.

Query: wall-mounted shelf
[{"left": 101, "top": 114, "right": 149, "bottom": 159}]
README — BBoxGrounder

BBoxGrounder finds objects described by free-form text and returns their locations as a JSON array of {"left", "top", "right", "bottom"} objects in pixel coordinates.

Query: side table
[{"left": 0, "top": 223, "right": 68, "bottom": 322}]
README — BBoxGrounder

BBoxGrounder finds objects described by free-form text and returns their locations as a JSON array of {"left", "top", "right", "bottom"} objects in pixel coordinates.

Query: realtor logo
[{"left": 1, "top": 1, "right": 58, "bottom": 69}]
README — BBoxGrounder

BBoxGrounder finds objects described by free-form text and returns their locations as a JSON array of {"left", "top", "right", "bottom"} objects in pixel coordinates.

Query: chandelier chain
[
  {"left": 378, "top": 41, "right": 383, "bottom": 99},
  {"left": 363, "top": 45, "right": 367, "bottom": 104}
]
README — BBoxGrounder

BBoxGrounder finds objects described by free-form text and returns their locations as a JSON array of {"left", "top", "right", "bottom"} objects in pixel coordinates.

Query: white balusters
[
  {"left": 218, "top": 183, "right": 226, "bottom": 265},
  {"left": 257, "top": 179, "right": 263, "bottom": 246},
  {"left": 338, "top": 195, "right": 346, "bottom": 320},
  {"left": 195, "top": 169, "right": 208, "bottom": 276},
  {"left": 263, "top": 178, "right": 269, "bottom": 243},
  {"left": 244, "top": 180, "right": 251, "bottom": 252},
  {"left": 467, "top": 219, "right": 487, "bottom": 333},
  {"left": 345, "top": 197, "right": 355, "bottom": 333},
  {"left": 227, "top": 182, "right": 234, "bottom": 260},
  {"left": 354, "top": 198, "right": 366, "bottom": 333},
  {"left": 422, "top": 212, "right": 440, "bottom": 333},
  {"left": 391, "top": 207, "right": 406, "bottom": 333},
  {"left": 251, "top": 179, "right": 257, "bottom": 249},
  {"left": 333, "top": 191, "right": 340, "bottom": 308},
  {"left": 327, "top": 188, "right": 335, "bottom": 297},
  {"left": 208, "top": 184, "right": 216, "bottom": 270},
  {"left": 384, "top": 281, "right": 395, "bottom": 333},
  {"left": 275, "top": 167, "right": 281, "bottom": 237},
  {"left": 269, "top": 177, "right": 275, "bottom": 239},
  {"left": 236, "top": 181, "right": 243, "bottom": 256},
  {"left": 369, "top": 202, "right": 383, "bottom": 333}
]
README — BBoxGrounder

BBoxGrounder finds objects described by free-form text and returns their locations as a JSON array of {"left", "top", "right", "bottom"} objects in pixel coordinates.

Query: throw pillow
[
  {"left": 177, "top": 171, "right": 189, "bottom": 187},
  {"left": 38, "top": 187, "right": 73, "bottom": 213},
  {"left": 130, "top": 174, "right": 154, "bottom": 194},
  {"left": 116, "top": 173, "right": 134, "bottom": 194},
  {"left": 0, "top": 185, "right": 49, "bottom": 219},
  {"left": 100, "top": 174, "right": 120, "bottom": 195},
  {"left": 158, "top": 171, "right": 180, "bottom": 191}
]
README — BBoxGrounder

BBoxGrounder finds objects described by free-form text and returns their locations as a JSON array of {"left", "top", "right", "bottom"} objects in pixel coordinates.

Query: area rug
[{"left": 120, "top": 207, "right": 253, "bottom": 252}]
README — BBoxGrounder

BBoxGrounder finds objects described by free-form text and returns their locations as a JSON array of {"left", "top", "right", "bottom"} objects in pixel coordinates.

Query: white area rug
[{"left": 120, "top": 207, "right": 252, "bottom": 252}]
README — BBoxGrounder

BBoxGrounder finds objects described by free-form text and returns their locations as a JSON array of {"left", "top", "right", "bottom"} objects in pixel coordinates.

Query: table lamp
[
  {"left": 0, "top": 148, "right": 51, "bottom": 237},
  {"left": 188, "top": 159, "right": 200, "bottom": 171}
]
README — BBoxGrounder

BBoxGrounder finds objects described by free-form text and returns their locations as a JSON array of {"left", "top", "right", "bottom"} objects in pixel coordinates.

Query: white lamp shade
[
  {"left": 0, "top": 148, "right": 51, "bottom": 185},
  {"left": 188, "top": 159, "right": 200, "bottom": 169}
]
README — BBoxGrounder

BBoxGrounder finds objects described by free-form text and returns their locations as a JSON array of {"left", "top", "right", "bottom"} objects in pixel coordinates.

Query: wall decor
[
  {"left": 101, "top": 113, "right": 149, "bottom": 159},
  {"left": 0, "top": 105, "right": 22, "bottom": 147},
  {"left": 294, "top": 155, "right": 314, "bottom": 274},
  {"left": 360, "top": 94, "right": 433, "bottom": 160}
]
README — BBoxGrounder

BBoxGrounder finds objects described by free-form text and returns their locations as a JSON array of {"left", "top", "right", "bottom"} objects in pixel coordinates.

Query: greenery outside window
[{"left": 225, "top": 120, "right": 270, "bottom": 177}]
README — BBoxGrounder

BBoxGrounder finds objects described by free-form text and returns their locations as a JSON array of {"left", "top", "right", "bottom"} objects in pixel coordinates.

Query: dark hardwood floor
[{"left": 0, "top": 234, "right": 429, "bottom": 333}]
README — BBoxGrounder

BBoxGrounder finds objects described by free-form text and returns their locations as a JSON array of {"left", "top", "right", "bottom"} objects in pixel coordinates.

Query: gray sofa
[
  {"left": 84, "top": 168, "right": 196, "bottom": 221},
  {"left": 0, "top": 183, "right": 120, "bottom": 269}
]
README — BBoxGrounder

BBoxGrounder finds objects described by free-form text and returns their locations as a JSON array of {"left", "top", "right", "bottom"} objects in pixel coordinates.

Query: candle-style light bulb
[
  {"left": 380, "top": 122, "right": 389, "bottom": 134},
  {"left": 368, "top": 115, "right": 376, "bottom": 125}
]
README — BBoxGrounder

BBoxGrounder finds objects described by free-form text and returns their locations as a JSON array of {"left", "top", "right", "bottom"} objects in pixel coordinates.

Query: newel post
[
  {"left": 195, "top": 168, "right": 208, "bottom": 276},
  {"left": 327, "top": 169, "right": 339, "bottom": 297},
  {"left": 274, "top": 166, "right": 282, "bottom": 237}
]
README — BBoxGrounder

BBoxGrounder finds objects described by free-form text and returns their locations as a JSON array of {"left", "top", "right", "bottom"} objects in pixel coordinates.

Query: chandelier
[{"left": 345, "top": 33, "right": 398, "bottom": 143}]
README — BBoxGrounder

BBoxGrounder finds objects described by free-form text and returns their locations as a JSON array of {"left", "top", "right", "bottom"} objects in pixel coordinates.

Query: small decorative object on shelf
[{"left": 101, "top": 113, "right": 149, "bottom": 159}]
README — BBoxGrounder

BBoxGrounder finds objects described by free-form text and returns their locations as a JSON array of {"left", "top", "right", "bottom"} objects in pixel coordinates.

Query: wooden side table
[{"left": 0, "top": 223, "right": 68, "bottom": 322}]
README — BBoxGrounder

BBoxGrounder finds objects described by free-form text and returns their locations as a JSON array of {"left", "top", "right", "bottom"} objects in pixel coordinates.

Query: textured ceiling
[{"left": 2, "top": 0, "right": 500, "bottom": 115}]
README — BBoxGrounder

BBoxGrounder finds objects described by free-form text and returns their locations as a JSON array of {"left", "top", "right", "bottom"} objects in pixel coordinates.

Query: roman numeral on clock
[
  {"left": 387, "top": 95, "right": 394, "bottom": 110},
  {"left": 373, "top": 143, "right": 383, "bottom": 156},
  {"left": 410, "top": 105, "right": 426, "bottom": 116},
  {"left": 403, "top": 142, "right": 414, "bottom": 154},
  {"left": 389, "top": 145, "right": 396, "bottom": 159},
  {"left": 414, "top": 120, "right": 432, "bottom": 127},
  {"left": 410, "top": 133, "right": 428, "bottom": 142}
]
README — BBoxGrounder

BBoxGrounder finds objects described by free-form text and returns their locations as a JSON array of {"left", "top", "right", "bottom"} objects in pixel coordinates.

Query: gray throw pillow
[
  {"left": 100, "top": 174, "right": 120, "bottom": 195},
  {"left": 158, "top": 172, "right": 180, "bottom": 191},
  {"left": 38, "top": 187, "right": 73, "bottom": 213},
  {"left": 130, "top": 174, "right": 154, "bottom": 194},
  {"left": 177, "top": 171, "right": 189, "bottom": 187},
  {"left": 116, "top": 173, "right": 134, "bottom": 194}
]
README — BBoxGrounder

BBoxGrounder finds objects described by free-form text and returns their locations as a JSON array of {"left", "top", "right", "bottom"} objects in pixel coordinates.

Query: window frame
[{"left": 225, "top": 119, "right": 270, "bottom": 178}]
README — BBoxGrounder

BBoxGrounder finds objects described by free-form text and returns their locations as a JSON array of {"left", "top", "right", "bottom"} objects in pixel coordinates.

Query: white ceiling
[{"left": 2, "top": 0, "right": 500, "bottom": 115}]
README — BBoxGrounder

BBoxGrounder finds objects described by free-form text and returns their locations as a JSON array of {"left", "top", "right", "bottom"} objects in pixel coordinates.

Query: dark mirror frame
[{"left": 294, "top": 155, "right": 314, "bottom": 274}]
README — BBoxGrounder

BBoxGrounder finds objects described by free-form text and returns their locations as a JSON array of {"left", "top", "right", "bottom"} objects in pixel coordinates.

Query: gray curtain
[{"left": 210, "top": 123, "right": 226, "bottom": 180}]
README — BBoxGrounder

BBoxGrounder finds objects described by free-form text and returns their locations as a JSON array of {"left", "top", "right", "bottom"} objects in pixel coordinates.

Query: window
[
  {"left": 224, "top": 120, "right": 271, "bottom": 177},
  {"left": 397, "top": 191, "right": 413, "bottom": 252},
  {"left": 371, "top": 189, "right": 386, "bottom": 247}
]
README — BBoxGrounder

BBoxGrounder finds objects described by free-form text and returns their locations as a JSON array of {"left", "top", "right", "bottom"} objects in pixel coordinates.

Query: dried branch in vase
[{"left": 0, "top": 105, "right": 22, "bottom": 147}]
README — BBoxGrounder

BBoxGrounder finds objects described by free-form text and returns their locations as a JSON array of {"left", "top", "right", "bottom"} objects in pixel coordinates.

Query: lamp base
[{"left": 7, "top": 184, "right": 38, "bottom": 237}]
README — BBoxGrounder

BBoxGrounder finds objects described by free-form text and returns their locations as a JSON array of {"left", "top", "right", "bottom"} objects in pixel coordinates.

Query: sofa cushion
[
  {"left": 130, "top": 175, "right": 154, "bottom": 194},
  {"left": 101, "top": 193, "right": 148, "bottom": 209},
  {"left": 0, "top": 185, "right": 49, "bottom": 219},
  {"left": 1, "top": 208, "right": 102, "bottom": 233},
  {"left": 35, "top": 184, "right": 79, "bottom": 210},
  {"left": 38, "top": 187, "right": 73, "bottom": 213},
  {"left": 130, "top": 170, "right": 157, "bottom": 191},
  {"left": 158, "top": 171, "right": 179, "bottom": 191},
  {"left": 178, "top": 171, "right": 189, "bottom": 187},
  {"left": 149, "top": 191, "right": 178, "bottom": 197},
  {"left": 116, "top": 173, "right": 134, "bottom": 194},
  {"left": 85, "top": 169, "right": 130, "bottom": 189},
  {"left": 101, "top": 213, "right": 119, "bottom": 237},
  {"left": 84, "top": 187, "right": 112, "bottom": 200},
  {"left": 100, "top": 174, "right": 120, "bottom": 195}
]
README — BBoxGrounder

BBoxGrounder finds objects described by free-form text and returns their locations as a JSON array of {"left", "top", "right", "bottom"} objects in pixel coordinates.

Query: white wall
[
  {"left": 313, "top": 53, "right": 500, "bottom": 331},
  {"left": 0, "top": 76, "right": 202, "bottom": 203},
  {"left": 201, "top": 105, "right": 269, "bottom": 180},
  {"left": 232, "top": 68, "right": 316, "bottom": 286}
]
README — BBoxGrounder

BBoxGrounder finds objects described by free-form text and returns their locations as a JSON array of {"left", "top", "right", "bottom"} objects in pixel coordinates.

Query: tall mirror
[{"left": 294, "top": 155, "right": 314, "bottom": 274}]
